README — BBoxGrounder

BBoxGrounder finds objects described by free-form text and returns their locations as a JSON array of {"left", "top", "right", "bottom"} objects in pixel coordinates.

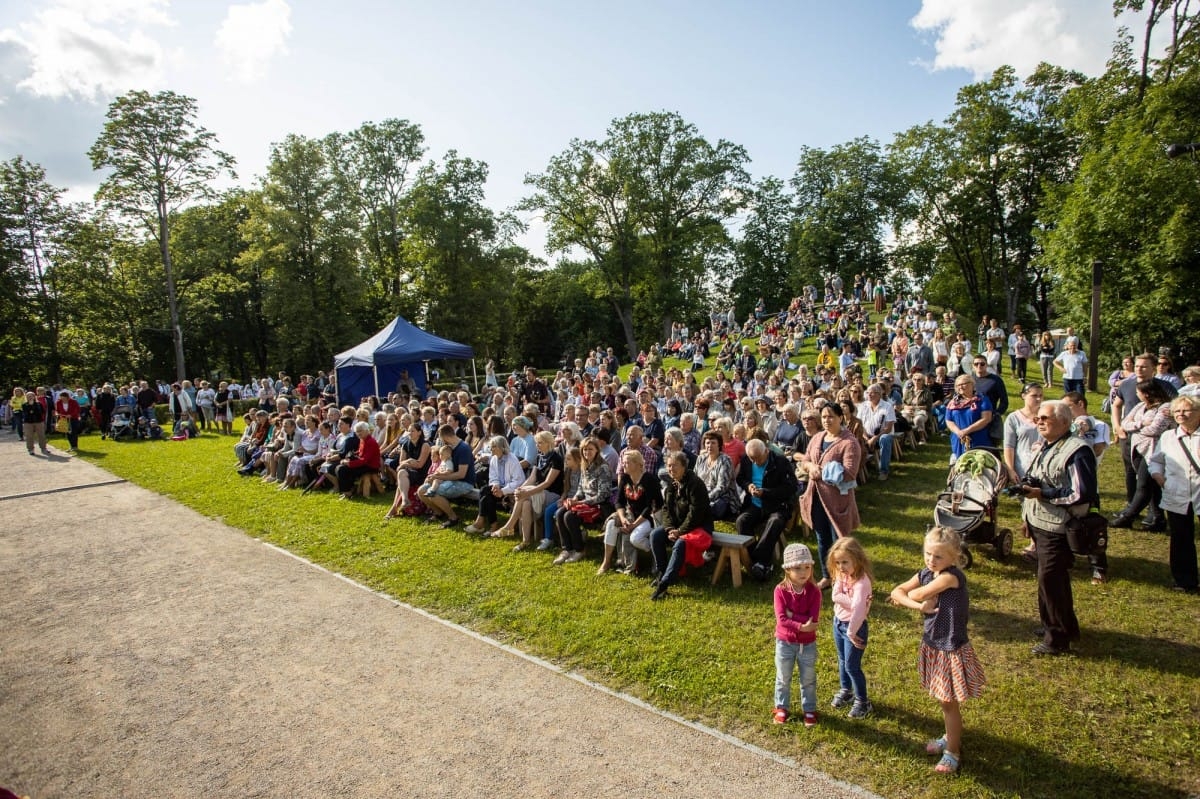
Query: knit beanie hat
[{"left": 782, "top": 543, "right": 814, "bottom": 570}]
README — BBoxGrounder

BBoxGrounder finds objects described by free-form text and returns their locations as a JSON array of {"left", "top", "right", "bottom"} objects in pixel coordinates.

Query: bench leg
[
  {"left": 711, "top": 547, "right": 729, "bottom": 585},
  {"left": 731, "top": 547, "right": 749, "bottom": 588}
]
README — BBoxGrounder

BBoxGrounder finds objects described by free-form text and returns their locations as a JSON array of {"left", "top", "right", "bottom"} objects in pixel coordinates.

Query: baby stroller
[
  {"left": 932, "top": 448, "right": 1014, "bottom": 567},
  {"left": 110, "top": 407, "right": 137, "bottom": 441}
]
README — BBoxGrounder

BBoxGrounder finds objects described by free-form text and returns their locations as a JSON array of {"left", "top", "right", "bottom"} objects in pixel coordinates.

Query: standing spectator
[
  {"left": 1149, "top": 394, "right": 1200, "bottom": 594},
  {"left": 136, "top": 380, "right": 159, "bottom": 424},
  {"left": 195, "top": 381, "right": 216, "bottom": 431},
  {"left": 798, "top": 403, "right": 862, "bottom": 589},
  {"left": 1013, "top": 328, "right": 1032, "bottom": 382},
  {"left": 1053, "top": 339, "right": 1088, "bottom": 394},
  {"left": 1038, "top": 332, "right": 1056, "bottom": 387},
  {"left": 54, "top": 390, "right": 82, "bottom": 453},
  {"left": 22, "top": 389, "right": 47, "bottom": 455},
  {"left": 1112, "top": 353, "right": 1177, "bottom": 522},
  {"left": 969, "top": 357, "right": 1008, "bottom": 446},
  {"left": 94, "top": 384, "right": 116, "bottom": 440},
  {"left": 1017, "top": 400, "right": 1098, "bottom": 656},
  {"left": 1110, "top": 380, "right": 1173, "bottom": 532}
]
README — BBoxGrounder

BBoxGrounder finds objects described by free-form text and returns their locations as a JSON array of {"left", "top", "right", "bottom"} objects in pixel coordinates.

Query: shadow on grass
[{"left": 861, "top": 702, "right": 1191, "bottom": 799}]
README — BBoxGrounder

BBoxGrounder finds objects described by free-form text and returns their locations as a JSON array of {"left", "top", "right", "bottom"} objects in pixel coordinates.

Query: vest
[{"left": 1023, "top": 435, "right": 1091, "bottom": 530}]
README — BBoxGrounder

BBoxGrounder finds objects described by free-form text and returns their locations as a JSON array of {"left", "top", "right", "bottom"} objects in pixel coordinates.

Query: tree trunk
[{"left": 158, "top": 193, "right": 186, "bottom": 382}]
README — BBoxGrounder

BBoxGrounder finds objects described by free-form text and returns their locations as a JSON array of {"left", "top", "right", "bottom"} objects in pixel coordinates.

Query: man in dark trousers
[
  {"left": 737, "top": 439, "right": 799, "bottom": 581},
  {"left": 1111, "top": 352, "right": 1177, "bottom": 530},
  {"left": 970, "top": 356, "right": 1008, "bottom": 446}
]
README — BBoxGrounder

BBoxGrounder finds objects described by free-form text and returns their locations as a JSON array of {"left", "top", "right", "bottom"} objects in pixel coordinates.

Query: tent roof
[{"left": 334, "top": 316, "right": 474, "bottom": 367}]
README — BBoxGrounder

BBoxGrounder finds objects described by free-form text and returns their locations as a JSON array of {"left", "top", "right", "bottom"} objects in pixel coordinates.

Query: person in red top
[
  {"left": 54, "top": 389, "right": 82, "bottom": 453},
  {"left": 336, "top": 420, "right": 382, "bottom": 500},
  {"left": 773, "top": 543, "right": 822, "bottom": 727}
]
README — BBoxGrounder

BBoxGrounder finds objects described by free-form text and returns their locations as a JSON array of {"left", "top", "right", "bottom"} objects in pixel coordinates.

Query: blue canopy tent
[{"left": 333, "top": 316, "right": 475, "bottom": 405}]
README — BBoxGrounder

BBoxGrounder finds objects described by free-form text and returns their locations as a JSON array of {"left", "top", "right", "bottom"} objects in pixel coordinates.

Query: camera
[{"left": 1003, "top": 475, "right": 1041, "bottom": 498}]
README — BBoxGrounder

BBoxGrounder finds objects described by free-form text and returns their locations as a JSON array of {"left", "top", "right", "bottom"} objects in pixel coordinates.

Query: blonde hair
[
  {"left": 826, "top": 537, "right": 874, "bottom": 583},
  {"left": 925, "top": 526, "right": 967, "bottom": 568}
]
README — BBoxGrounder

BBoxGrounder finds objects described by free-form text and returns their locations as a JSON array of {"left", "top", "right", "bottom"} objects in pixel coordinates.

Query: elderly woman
[
  {"left": 799, "top": 403, "right": 862, "bottom": 589},
  {"left": 695, "top": 429, "right": 740, "bottom": 520},
  {"left": 465, "top": 436, "right": 525, "bottom": 535},
  {"left": 648, "top": 451, "right": 714, "bottom": 600},
  {"left": 552, "top": 437, "right": 614, "bottom": 565},
  {"left": 598, "top": 448, "right": 663, "bottom": 575},
  {"left": 1111, "top": 380, "right": 1174, "bottom": 531},
  {"left": 944, "top": 374, "right": 994, "bottom": 465},
  {"left": 335, "top": 420, "right": 382, "bottom": 500},
  {"left": 1149, "top": 394, "right": 1200, "bottom": 593}
]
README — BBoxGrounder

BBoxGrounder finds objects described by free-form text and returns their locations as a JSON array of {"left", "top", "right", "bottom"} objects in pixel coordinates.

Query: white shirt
[{"left": 857, "top": 399, "right": 896, "bottom": 437}]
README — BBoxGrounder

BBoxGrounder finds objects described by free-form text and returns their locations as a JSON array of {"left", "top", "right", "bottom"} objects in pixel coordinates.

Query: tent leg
[
  {"left": 373, "top": 364, "right": 380, "bottom": 402},
  {"left": 472, "top": 359, "right": 479, "bottom": 394}
]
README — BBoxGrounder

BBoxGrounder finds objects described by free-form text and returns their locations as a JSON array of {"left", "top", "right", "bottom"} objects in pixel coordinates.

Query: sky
[{"left": 0, "top": 0, "right": 1138, "bottom": 258}]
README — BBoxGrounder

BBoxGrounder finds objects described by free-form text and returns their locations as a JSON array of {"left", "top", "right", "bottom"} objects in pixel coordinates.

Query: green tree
[
  {"left": 241, "top": 134, "right": 364, "bottom": 374},
  {"left": 1042, "top": 6, "right": 1200, "bottom": 362},
  {"left": 790, "top": 137, "right": 896, "bottom": 293},
  {"left": 0, "top": 157, "right": 73, "bottom": 382},
  {"left": 523, "top": 111, "right": 748, "bottom": 357},
  {"left": 89, "top": 90, "right": 236, "bottom": 381},
  {"left": 731, "top": 176, "right": 795, "bottom": 317}
]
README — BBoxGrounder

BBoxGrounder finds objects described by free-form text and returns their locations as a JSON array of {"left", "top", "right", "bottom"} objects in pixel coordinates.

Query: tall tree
[
  {"left": 731, "top": 176, "right": 796, "bottom": 317},
  {"left": 523, "top": 111, "right": 748, "bottom": 357},
  {"left": 790, "top": 137, "right": 896, "bottom": 292},
  {"left": 240, "top": 134, "right": 364, "bottom": 374},
  {"left": 0, "top": 157, "right": 72, "bottom": 382},
  {"left": 89, "top": 90, "right": 236, "bottom": 381}
]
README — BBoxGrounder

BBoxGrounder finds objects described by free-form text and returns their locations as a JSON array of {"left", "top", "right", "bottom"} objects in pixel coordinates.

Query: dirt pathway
[{"left": 0, "top": 435, "right": 877, "bottom": 799}]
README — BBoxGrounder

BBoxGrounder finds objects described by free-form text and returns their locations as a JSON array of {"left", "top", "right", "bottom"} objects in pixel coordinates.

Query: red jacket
[
  {"left": 55, "top": 396, "right": 81, "bottom": 421},
  {"left": 346, "top": 434, "right": 382, "bottom": 470}
]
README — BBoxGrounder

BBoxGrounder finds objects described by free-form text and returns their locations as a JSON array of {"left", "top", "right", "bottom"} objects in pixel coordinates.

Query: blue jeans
[
  {"left": 774, "top": 639, "right": 817, "bottom": 712},
  {"left": 832, "top": 618, "right": 869, "bottom": 701},
  {"left": 650, "top": 526, "right": 687, "bottom": 587},
  {"left": 874, "top": 433, "right": 894, "bottom": 473},
  {"left": 543, "top": 500, "right": 559, "bottom": 541},
  {"left": 1064, "top": 378, "right": 1084, "bottom": 394}
]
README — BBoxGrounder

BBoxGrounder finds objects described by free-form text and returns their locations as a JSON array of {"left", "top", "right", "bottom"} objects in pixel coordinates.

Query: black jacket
[
  {"left": 737, "top": 449, "right": 799, "bottom": 517},
  {"left": 663, "top": 470, "right": 713, "bottom": 533}
]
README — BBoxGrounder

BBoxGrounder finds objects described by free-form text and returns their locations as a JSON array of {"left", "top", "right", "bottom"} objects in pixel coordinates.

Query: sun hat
[{"left": 782, "top": 543, "right": 814, "bottom": 570}]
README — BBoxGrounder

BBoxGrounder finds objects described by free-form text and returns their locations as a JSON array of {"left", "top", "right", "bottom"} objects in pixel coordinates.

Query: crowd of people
[{"left": 7, "top": 281, "right": 1199, "bottom": 775}]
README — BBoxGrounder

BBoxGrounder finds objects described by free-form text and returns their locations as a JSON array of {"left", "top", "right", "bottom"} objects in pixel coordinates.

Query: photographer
[{"left": 1016, "top": 400, "right": 1099, "bottom": 657}]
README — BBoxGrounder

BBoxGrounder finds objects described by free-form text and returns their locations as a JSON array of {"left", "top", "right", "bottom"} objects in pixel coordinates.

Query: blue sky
[{"left": 0, "top": 0, "right": 1133, "bottom": 256}]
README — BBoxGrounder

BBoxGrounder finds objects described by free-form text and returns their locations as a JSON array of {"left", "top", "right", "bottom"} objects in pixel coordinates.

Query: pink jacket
[
  {"left": 799, "top": 429, "right": 862, "bottom": 538},
  {"left": 774, "top": 581, "right": 821, "bottom": 644}
]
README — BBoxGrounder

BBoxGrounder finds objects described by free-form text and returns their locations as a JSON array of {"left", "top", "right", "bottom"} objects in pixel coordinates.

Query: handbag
[
  {"left": 1066, "top": 511, "right": 1107, "bottom": 555},
  {"left": 572, "top": 503, "right": 602, "bottom": 524},
  {"left": 55, "top": 416, "right": 70, "bottom": 434}
]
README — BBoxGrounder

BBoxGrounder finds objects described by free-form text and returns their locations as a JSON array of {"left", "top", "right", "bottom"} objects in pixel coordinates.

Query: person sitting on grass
[{"left": 419, "top": 424, "right": 477, "bottom": 528}]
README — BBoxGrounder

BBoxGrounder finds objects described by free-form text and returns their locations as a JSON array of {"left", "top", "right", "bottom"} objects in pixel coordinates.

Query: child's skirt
[{"left": 919, "top": 641, "right": 986, "bottom": 702}]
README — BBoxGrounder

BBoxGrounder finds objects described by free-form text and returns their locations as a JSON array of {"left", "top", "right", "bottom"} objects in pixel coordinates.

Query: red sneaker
[
  {"left": 803, "top": 711, "right": 819, "bottom": 728},
  {"left": 772, "top": 708, "right": 788, "bottom": 724}
]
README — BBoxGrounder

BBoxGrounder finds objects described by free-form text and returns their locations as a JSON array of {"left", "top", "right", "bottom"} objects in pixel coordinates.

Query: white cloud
[
  {"left": 910, "top": 0, "right": 1122, "bottom": 79},
  {"left": 215, "top": 0, "right": 292, "bottom": 83},
  {"left": 0, "top": 0, "right": 173, "bottom": 101}
]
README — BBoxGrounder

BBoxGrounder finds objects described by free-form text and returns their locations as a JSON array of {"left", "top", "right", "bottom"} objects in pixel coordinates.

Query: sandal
[
  {"left": 925, "top": 736, "right": 947, "bottom": 755},
  {"left": 934, "top": 751, "right": 960, "bottom": 774}
]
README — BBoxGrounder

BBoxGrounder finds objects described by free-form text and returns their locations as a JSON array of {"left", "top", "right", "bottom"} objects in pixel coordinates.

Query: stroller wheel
[
  {"left": 994, "top": 528, "right": 1014, "bottom": 561},
  {"left": 962, "top": 547, "right": 974, "bottom": 570}
]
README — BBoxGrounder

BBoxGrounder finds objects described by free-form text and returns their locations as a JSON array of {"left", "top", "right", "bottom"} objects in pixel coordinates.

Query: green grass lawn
[{"left": 72, "top": 355, "right": 1199, "bottom": 799}]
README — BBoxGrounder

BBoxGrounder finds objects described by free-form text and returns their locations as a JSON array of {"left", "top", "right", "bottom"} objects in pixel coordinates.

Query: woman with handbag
[
  {"left": 1149, "top": 394, "right": 1200, "bottom": 594},
  {"left": 1111, "top": 380, "right": 1173, "bottom": 532},
  {"left": 552, "top": 437, "right": 613, "bottom": 565},
  {"left": 54, "top": 390, "right": 82, "bottom": 453}
]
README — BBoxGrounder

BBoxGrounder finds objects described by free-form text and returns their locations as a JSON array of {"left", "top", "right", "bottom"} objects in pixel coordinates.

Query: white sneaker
[
  {"left": 565, "top": 551, "right": 585, "bottom": 563},
  {"left": 536, "top": 539, "right": 554, "bottom": 551},
  {"left": 552, "top": 550, "right": 570, "bottom": 565}
]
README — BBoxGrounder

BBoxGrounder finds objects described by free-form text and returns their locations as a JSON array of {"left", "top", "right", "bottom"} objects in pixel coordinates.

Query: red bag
[{"left": 572, "top": 503, "right": 602, "bottom": 524}]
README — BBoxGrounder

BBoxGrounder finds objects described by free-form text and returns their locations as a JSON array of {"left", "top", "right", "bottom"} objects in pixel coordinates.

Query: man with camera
[{"left": 1016, "top": 400, "right": 1099, "bottom": 656}]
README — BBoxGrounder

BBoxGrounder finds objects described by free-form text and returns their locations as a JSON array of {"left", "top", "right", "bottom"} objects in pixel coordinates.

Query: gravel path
[{"left": 0, "top": 435, "right": 878, "bottom": 799}]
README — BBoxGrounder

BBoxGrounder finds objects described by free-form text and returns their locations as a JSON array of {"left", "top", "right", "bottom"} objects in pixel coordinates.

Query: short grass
[{"left": 72, "top": 356, "right": 1199, "bottom": 799}]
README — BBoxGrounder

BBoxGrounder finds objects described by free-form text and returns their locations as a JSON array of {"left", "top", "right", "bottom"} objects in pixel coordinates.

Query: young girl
[
  {"left": 827, "top": 537, "right": 873, "bottom": 719},
  {"left": 416, "top": 445, "right": 454, "bottom": 502},
  {"left": 889, "top": 527, "right": 987, "bottom": 775},
  {"left": 773, "top": 544, "right": 822, "bottom": 727}
]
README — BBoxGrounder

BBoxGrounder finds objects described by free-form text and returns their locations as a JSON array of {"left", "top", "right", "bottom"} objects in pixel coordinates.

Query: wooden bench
[
  {"left": 710, "top": 531, "right": 754, "bottom": 587},
  {"left": 356, "top": 473, "right": 385, "bottom": 497}
]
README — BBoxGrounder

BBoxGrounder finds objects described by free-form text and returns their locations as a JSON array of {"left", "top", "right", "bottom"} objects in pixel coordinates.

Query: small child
[
  {"left": 540, "top": 446, "right": 582, "bottom": 550},
  {"left": 827, "top": 537, "right": 874, "bottom": 719},
  {"left": 773, "top": 543, "right": 822, "bottom": 727},
  {"left": 889, "top": 527, "right": 987, "bottom": 775},
  {"left": 417, "top": 445, "right": 454, "bottom": 500}
]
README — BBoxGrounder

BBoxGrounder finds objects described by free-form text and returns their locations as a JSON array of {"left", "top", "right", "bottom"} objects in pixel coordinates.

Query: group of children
[{"left": 772, "top": 527, "right": 985, "bottom": 776}]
